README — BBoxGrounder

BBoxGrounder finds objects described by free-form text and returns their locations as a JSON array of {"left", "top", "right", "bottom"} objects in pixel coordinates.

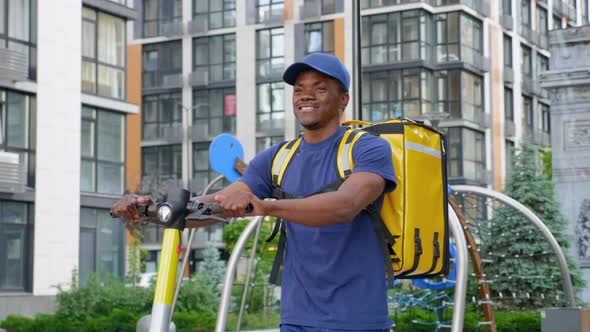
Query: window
[
  {"left": 504, "top": 87, "right": 513, "bottom": 121},
  {"left": 362, "top": 10, "right": 432, "bottom": 65},
  {"left": 503, "top": 34, "right": 512, "bottom": 68},
  {"left": 0, "top": 90, "right": 36, "bottom": 187},
  {"left": 361, "top": 0, "right": 408, "bottom": 8},
  {"left": 552, "top": 14, "right": 561, "bottom": 30},
  {"left": 521, "top": 44, "right": 532, "bottom": 79},
  {"left": 319, "top": 0, "right": 341, "bottom": 14},
  {"left": 520, "top": 0, "right": 531, "bottom": 29},
  {"left": 79, "top": 208, "right": 124, "bottom": 285},
  {"left": 0, "top": 201, "right": 33, "bottom": 292},
  {"left": 143, "top": 41, "right": 182, "bottom": 89},
  {"left": 257, "top": 28, "right": 284, "bottom": 80},
  {"left": 142, "top": 93, "right": 182, "bottom": 141},
  {"left": 81, "top": 106, "right": 125, "bottom": 195},
  {"left": 505, "top": 140, "right": 515, "bottom": 175},
  {"left": 143, "top": 0, "right": 182, "bottom": 38},
  {"left": 193, "top": 0, "right": 236, "bottom": 30},
  {"left": 82, "top": 7, "right": 126, "bottom": 100},
  {"left": 256, "top": 0, "right": 283, "bottom": 23},
  {"left": 256, "top": 136, "right": 283, "bottom": 153},
  {"left": 257, "top": 82, "right": 284, "bottom": 133},
  {"left": 537, "top": 6, "right": 548, "bottom": 37},
  {"left": 436, "top": 12, "right": 482, "bottom": 66},
  {"left": 193, "top": 87, "right": 236, "bottom": 138},
  {"left": 502, "top": 0, "right": 512, "bottom": 15},
  {"left": 362, "top": 68, "right": 433, "bottom": 121},
  {"left": 445, "top": 127, "right": 486, "bottom": 183},
  {"left": 435, "top": 70, "right": 483, "bottom": 124},
  {"left": 537, "top": 53, "right": 549, "bottom": 74},
  {"left": 192, "top": 142, "right": 227, "bottom": 194},
  {"left": 141, "top": 144, "right": 182, "bottom": 187},
  {"left": 522, "top": 95, "right": 533, "bottom": 134},
  {"left": 539, "top": 103, "right": 550, "bottom": 134},
  {"left": 193, "top": 34, "right": 236, "bottom": 82},
  {"left": 0, "top": 0, "right": 37, "bottom": 80},
  {"left": 304, "top": 21, "right": 334, "bottom": 55}
]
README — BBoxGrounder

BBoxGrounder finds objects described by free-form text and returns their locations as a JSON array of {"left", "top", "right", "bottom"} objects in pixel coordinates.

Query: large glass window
[
  {"left": 304, "top": 21, "right": 334, "bottom": 55},
  {"left": 192, "top": 142, "right": 227, "bottom": 194},
  {"left": 81, "top": 106, "right": 125, "bottom": 195},
  {"left": 520, "top": 0, "right": 531, "bottom": 30},
  {"left": 143, "top": 41, "right": 182, "bottom": 89},
  {"left": 0, "top": 90, "right": 36, "bottom": 187},
  {"left": 436, "top": 70, "right": 483, "bottom": 124},
  {"left": 256, "top": 0, "right": 283, "bottom": 23},
  {"left": 362, "top": 10, "right": 432, "bottom": 65},
  {"left": 540, "top": 103, "right": 550, "bottom": 134},
  {"left": 141, "top": 144, "right": 182, "bottom": 187},
  {"left": 256, "top": 82, "right": 284, "bottom": 132},
  {"left": 362, "top": 68, "right": 433, "bottom": 121},
  {"left": 82, "top": 7, "right": 126, "bottom": 100},
  {"left": 436, "top": 12, "right": 482, "bottom": 66},
  {"left": 521, "top": 44, "right": 532, "bottom": 79},
  {"left": 504, "top": 87, "right": 513, "bottom": 121},
  {"left": 0, "top": 201, "right": 33, "bottom": 292},
  {"left": 445, "top": 127, "right": 486, "bottom": 183},
  {"left": 143, "top": 0, "right": 182, "bottom": 38},
  {"left": 193, "top": 87, "right": 236, "bottom": 138},
  {"left": 503, "top": 34, "right": 512, "bottom": 68},
  {"left": 552, "top": 14, "right": 561, "bottom": 30},
  {"left": 537, "top": 53, "right": 549, "bottom": 74},
  {"left": 502, "top": 0, "right": 512, "bottom": 15},
  {"left": 256, "top": 28, "right": 284, "bottom": 79},
  {"left": 522, "top": 95, "right": 533, "bottom": 134},
  {"left": 193, "top": 0, "right": 236, "bottom": 30},
  {"left": 537, "top": 6, "right": 548, "bottom": 37},
  {"left": 142, "top": 93, "right": 182, "bottom": 141},
  {"left": 0, "top": 0, "right": 37, "bottom": 80},
  {"left": 256, "top": 136, "right": 283, "bottom": 153},
  {"left": 79, "top": 208, "right": 124, "bottom": 285},
  {"left": 193, "top": 34, "right": 236, "bottom": 82}
]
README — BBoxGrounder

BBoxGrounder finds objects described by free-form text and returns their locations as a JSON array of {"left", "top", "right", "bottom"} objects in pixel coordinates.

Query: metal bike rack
[{"left": 452, "top": 185, "right": 576, "bottom": 308}]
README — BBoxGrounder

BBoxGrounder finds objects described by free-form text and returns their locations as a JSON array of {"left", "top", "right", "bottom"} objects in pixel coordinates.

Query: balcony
[
  {"left": 437, "top": 0, "right": 490, "bottom": 16},
  {"left": 503, "top": 67, "right": 514, "bottom": 84},
  {"left": 257, "top": 6, "right": 284, "bottom": 25},
  {"left": 161, "top": 21, "right": 183, "bottom": 37},
  {"left": 0, "top": 48, "right": 28, "bottom": 82},
  {"left": 0, "top": 151, "right": 26, "bottom": 193},
  {"left": 300, "top": 0, "right": 344, "bottom": 19},
  {"left": 189, "top": 68, "right": 209, "bottom": 87},
  {"left": 500, "top": 15, "right": 514, "bottom": 31},
  {"left": 188, "top": 19, "right": 208, "bottom": 34},
  {"left": 143, "top": 124, "right": 183, "bottom": 144},
  {"left": 143, "top": 73, "right": 183, "bottom": 93},
  {"left": 504, "top": 121, "right": 516, "bottom": 137}
]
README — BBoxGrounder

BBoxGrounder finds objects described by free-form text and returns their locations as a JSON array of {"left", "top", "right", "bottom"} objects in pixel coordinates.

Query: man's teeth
[{"left": 301, "top": 107, "right": 314, "bottom": 111}]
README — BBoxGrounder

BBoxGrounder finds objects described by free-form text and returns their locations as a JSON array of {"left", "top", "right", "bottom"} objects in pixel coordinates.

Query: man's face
[{"left": 293, "top": 70, "right": 349, "bottom": 131}]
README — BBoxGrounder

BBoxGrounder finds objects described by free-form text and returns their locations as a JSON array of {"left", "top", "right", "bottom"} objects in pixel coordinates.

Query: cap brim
[{"left": 282, "top": 62, "right": 340, "bottom": 87}]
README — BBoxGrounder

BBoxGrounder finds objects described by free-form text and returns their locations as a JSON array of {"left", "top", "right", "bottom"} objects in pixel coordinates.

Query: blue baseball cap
[{"left": 283, "top": 53, "right": 350, "bottom": 92}]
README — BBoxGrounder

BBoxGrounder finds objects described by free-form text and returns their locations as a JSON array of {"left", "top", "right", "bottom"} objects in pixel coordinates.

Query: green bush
[
  {"left": 495, "top": 310, "right": 541, "bottom": 332},
  {"left": 225, "top": 312, "right": 281, "bottom": 331},
  {"left": 172, "top": 311, "right": 216, "bottom": 332},
  {"left": 174, "top": 274, "right": 220, "bottom": 314}
]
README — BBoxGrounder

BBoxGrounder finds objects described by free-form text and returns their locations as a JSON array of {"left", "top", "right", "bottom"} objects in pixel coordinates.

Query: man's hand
[
  {"left": 214, "top": 190, "right": 265, "bottom": 218},
  {"left": 111, "top": 194, "right": 153, "bottom": 222}
]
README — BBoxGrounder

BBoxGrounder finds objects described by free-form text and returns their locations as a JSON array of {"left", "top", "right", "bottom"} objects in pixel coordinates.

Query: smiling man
[{"left": 111, "top": 53, "right": 396, "bottom": 331}]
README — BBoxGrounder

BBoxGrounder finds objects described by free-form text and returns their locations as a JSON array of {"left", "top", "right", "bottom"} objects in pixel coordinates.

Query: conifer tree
[{"left": 483, "top": 141, "right": 584, "bottom": 309}]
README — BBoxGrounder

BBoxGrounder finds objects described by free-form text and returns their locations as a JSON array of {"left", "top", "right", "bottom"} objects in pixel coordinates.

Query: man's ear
[{"left": 340, "top": 92, "right": 350, "bottom": 112}]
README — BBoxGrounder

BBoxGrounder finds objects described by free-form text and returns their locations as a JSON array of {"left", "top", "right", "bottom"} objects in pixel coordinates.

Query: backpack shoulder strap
[
  {"left": 271, "top": 137, "right": 302, "bottom": 188},
  {"left": 336, "top": 129, "right": 367, "bottom": 179}
]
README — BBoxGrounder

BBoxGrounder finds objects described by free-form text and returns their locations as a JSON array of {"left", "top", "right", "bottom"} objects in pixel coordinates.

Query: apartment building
[{"left": 0, "top": 0, "right": 140, "bottom": 318}]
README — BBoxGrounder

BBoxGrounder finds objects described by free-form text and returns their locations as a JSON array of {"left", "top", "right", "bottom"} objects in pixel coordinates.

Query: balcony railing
[
  {"left": 160, "top": 21, "right": 183, "bottom": 37},
  {"left": 257, "top": 6, "right": 284, "bottom": 24},
  {"left": 500, "top": 15, "right": 514, "bottom": 31},
  {"left": 519, "top": 25, "right": 534, "bottom": 41},
  {"left": 189, "top": 68, "right": 209, "bottom": 87},
  {"left": 503, "top": 67, "right": 514, "bottom": 83},
  {"left": 0, "top": 151, "right": 26, "bottom": 193},
  {"left": 300, "top": 0, "right": 344, "bottom": 19},
  {"left": 143, "top": 73, "right": 183, "bottom": 92},
  {"left": 0, "top": 48, "right": 28, "bottom": 82},
  {"left": 188, "top": 19, "right": 208, "bottom": 34}
]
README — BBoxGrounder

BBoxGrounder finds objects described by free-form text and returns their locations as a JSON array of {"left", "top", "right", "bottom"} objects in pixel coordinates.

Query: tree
[
  {"left": 198, "top": 243, "right": 226, "bottom": 292},
  {"left": 575, "top": 199, "right": 590, "bottom": 261},
  {"left": 484, "top": 141, "right": 584, "bottom": 309}
]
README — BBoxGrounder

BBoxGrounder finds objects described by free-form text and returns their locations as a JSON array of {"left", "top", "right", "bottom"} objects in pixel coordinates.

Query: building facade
[{"left": 0, "top": 0, "right": 141, "bottom": 318}]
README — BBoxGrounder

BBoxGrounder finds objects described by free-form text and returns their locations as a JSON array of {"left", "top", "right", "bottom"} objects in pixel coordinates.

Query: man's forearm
[{"left": 262, "top": 191, "right": 366, "bottom": 227}]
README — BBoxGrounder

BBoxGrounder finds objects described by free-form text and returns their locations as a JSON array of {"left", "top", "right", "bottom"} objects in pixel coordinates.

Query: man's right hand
[{"left": 111, "top": 194, "right": 153, "bottom": 222}]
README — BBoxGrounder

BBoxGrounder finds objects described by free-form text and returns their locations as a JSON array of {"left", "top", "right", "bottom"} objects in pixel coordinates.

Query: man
[{"left": 112, "top": 53, "right": 396, "bottom": 331}]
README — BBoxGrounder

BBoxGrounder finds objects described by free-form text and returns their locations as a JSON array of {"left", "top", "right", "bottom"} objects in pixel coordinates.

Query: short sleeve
[
  {"left": 238, "top": 142, "right": 285, "bottom": 199},
  {"left": 351, "top": 134, "right": 397, "bottom": 193}
]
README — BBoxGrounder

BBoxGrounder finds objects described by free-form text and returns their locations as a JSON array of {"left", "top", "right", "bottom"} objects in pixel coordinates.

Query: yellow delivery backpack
[{"left": 266, "top": 118, "right": 450, "bottom": 287}]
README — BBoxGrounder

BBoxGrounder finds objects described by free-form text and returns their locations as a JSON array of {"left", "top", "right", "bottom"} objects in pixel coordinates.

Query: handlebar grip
[{"left": 207, "top": 203, "right": 222, "bottom": 215}]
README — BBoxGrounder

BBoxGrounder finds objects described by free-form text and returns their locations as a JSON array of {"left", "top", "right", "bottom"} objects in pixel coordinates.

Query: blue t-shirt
[{"left": 240, "top": 126, "right": 396, "bottom": 330}]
